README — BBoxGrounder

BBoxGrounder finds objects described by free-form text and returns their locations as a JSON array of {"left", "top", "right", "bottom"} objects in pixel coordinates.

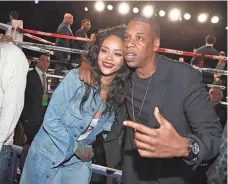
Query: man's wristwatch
[{"left": 187, "top": 138, "right": 200, "bottom": 162}]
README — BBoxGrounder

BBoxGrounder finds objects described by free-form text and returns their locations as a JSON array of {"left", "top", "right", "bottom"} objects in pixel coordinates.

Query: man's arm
[
  {"left": 190, "top": 48, "right": 200, "bottom": 66},
  {"left": 0, "top": 44, "right": 28, "bottom": 151},
  {"left": 183, "top": 69, "right": 223, "bottom": 168},
  {"left": 207, "top": 123, "right": 227, "bottom": 184}
]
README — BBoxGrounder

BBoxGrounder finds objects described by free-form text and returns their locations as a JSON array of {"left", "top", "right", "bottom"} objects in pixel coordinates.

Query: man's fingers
[
  {"left": 123, "top": 121, "right": 157, "bottom": 136},
  {"left": 134, "top": 131, "right": 157, "bottom": 144},
  {"left": 134, "top": 139, "right": 155, "bottom": 152},
  {"left": 154, "top": 107, "right": 170, "bottom": 127},
  {"left": 138, "top": 149, "right": 155, "bottom": 158}
]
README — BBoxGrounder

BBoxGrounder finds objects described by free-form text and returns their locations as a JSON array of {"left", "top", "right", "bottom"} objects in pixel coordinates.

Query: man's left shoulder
[{"left": 162, "top": 56, "right": 202, "bottom": 84}]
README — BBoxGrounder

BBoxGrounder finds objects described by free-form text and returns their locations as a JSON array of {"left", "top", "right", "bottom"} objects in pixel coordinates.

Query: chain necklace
[{"left": 132, "top": 74, "right": 153, "bottom": 122}]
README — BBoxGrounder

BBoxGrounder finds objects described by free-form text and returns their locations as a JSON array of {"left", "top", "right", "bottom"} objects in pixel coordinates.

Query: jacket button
[
  {"left": 92, "top": 108, "right": 95, "bottom": 112},
  {"left": 74, "top": 134, "right": 77, "bottom": 137},
  {"left": 80, "top": 126, "right": 84, "bottom": 129},
  {"left": 52, "top": 162, "right": 55, "bottom": 165},
  {"left": 46, "top": 175, "right": 49, "bottom": 179}
]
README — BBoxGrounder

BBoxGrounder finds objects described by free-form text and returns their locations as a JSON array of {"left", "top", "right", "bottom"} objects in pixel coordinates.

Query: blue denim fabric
[
  {"left": 20, "top": 69, "right": 115, "bottom": 184},
  {"left": 0, "top": 145, "right": 11, "bottom": 184}
]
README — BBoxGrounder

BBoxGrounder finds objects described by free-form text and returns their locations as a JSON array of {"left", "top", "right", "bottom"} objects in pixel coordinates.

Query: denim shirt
[{"left": 27, "top": 69, "right": 115, "bottom": 182}]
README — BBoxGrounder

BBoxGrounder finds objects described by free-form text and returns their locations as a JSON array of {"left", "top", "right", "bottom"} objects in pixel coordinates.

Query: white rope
[
  {"left": 18, "top": 42, "right": 87, "bottom": 55},
  {"left": 46, "top": 74, "right": 64, "bottom": 79},
  {"left": 220, "top": 101, "right": 228, "bottom": 106},
  {"left": 206, "top": 84, "right": 226, "bottom": 90},
  {"left": 193, "top": 66, "right": 228, "bottom": 76},
  {"left": 22, "top": 45, "right": 54, "bottom": 55}
]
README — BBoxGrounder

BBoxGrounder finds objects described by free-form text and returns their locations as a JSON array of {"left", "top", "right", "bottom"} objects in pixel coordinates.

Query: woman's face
[{"left": 98, "top": 35, "right": 124, "bottom": 77}]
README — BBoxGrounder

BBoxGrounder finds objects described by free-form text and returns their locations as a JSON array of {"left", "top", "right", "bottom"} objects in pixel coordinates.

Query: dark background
[{"left": 0, "top": 1, "right": 227, "bottom": 62}]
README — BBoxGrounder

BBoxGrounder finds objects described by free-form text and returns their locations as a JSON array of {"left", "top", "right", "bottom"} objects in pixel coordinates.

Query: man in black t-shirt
[{"left": 79, "top": 16, "right": 222, "bottom": 184}]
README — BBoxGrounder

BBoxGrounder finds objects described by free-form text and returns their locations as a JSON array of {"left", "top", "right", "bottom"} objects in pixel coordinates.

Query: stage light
[
  {"left": 142, "top": 5, "right": 154, "bottom": 18},
  {"left": 84, "top": 7, "right": 88, "bottom": 12},
  {"left": 198, "top": 13, "right": 208, "bottom": 23},
  {"left": 34, "top": 0, "right": 39, "bottom": 4},
  {"left": 226, "top": 26, "right": 228, "bottom": 30},
  {"left": 184, "top": 13, "right": 191, "bottom": 20},
  {"left": 107, "top": 5, "right": 113, "bottom": 10},
  {"left": 159, "top": 10, "right": 166, "bottom": 17},
  {"left": 118, "top": 2, "right": 130, "bottom": 15},
  {"left": 169, "top": 8, "right": 181, "bottom": 21},
  {"left": 95, "top": 1, "right": 105, "bottom": 12},
  {"left": 133, "top": 7, "right": 139, "bottom": 14},
  {"left": 211, "top": 16, "right": 219, "bottom": 23}
]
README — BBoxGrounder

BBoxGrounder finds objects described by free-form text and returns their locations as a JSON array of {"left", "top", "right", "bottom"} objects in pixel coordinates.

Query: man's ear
[{"left": 153, "top": 38, "right": 160, "bottom": 52}]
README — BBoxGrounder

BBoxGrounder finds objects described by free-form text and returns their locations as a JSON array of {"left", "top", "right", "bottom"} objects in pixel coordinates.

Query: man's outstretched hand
[{"left": 123, "top": 107, "right": 189, "bottom": 158}]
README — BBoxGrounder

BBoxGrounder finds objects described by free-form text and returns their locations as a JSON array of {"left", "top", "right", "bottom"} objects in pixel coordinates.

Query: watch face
[{"left": 192, "top": 142, "right": 200, "bottom": 154}]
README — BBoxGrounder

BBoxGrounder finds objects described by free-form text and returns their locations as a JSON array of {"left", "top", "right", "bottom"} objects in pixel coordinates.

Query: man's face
[
  {"left": 123, "top": 20, "right": 158, "bottom": 69},
  {"left": 83, "top": 21, "right": 91, "bottom": 32},
  {"left": 66, "top": 15, "right": 73, "bottom": 25},
  {"left": 37, "top": 55, "right": 50, "bottom": 72},
  {"left": 209, "top": 88, "right": 223, "bottom": 104}
]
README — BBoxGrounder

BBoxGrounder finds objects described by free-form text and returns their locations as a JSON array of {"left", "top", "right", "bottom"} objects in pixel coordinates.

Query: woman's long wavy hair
[{"left": 80, "top": 25, "right": 130, "bottom": 115}]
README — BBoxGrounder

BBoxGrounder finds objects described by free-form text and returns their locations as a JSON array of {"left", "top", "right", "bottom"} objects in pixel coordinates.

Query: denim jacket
[{"left": 22, "top": 69, "right": 115, "bottom": 183}]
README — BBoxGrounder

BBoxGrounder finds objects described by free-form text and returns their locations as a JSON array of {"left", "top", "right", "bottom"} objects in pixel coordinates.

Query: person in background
[
  {"left": 71, "top": 19, "right": 91, "bottom": 64},
  {"left": 90, "top": 33, "right": 97, "bottom": 44},
  {"left": 51, "top": 13, "right": 73, "bottom": 90},
  {"left": 7, "top": 10, "right": 19, "bottom": 25},
  {"left": 209, "top": 83, "right": 227, "bottom": 128},
  {"left": 190, "top": 34, "right": 219, "bottom": 84},
  {"left": 178, "top": 57, "right": 184, "bottom": 62},
  {"left": 19, "top": 54, "right": 50, "bottom": 172},
  {"left": 0, "top": 35, "right": 28, "bottom": 184}
]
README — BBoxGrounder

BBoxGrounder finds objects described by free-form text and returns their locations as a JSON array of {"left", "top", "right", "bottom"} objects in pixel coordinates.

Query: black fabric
[
  {"left": 190, "top": 45, "right": 219, "bottom": 84},
  {"left": 213, "top": 104, "right": 227, "bottom": 128},
  {"left": 55, "top": 21, "right": 73, "bottom": 60},
  {"left": 20, "top": 69, "right": 47, "bottom": 144},
  {"left": 104, "top": 54, "right": 222, "bottom": 184},
  {"left": 71, "top": 28, "right": 88, "bottom": 64},
  {"left": 91, "top": 134, "right": 107, "bottom": 184}
]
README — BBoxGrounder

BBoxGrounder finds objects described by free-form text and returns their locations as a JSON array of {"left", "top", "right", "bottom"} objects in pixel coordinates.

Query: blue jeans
[{"left": 0, "top": 145, "right": 11, "bottom": 184}]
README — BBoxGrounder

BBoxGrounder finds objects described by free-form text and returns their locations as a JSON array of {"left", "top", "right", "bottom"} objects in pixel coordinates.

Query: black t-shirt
[{"left": 126, "top": 72, "right": 155, "bottom": 127}]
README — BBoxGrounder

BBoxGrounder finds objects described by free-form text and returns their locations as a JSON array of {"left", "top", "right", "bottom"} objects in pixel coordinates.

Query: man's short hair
[
  {"left": 81, "top": 19, "right": 90, "bottom": 26},
  {"left": 9, "top": 11, "right": 19, "bottom": 20},
  {"left": 206, "top": 34, "right": 216, "bottom": 44},
  {"left": 219, "top": 51, "right": 226, "bottom": 56},
  {"left": 39, "top": 53, "right": 50, "bottom": 59},
  {"left": 130, "top": 16, "right": 160, "bottom": 38}
]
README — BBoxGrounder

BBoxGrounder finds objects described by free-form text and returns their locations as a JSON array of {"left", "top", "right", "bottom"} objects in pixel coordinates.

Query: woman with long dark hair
[{"left": 20, "top": 25, "right": 129, "bottom": 184}]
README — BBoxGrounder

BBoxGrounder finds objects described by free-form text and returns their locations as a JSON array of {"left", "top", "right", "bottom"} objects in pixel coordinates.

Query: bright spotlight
[
  {"left": 211, "top": 16, "right": 219, "bottom": 23},
  {"left": 142, "top": 5, "right": 154, "bottom": 18},
  {"left": 107, "top": 5, "right": 113, "bottom": 11},
  {"left": 84, "top": 7, "right": 88, "bottom": 11},
  {"left": 184, "top": 13, "right": 191, "bottom": 20},
  {"left": 198, "top": 13, "right": 208, "bottom": 23},
  {"left": 133, "top": 7, "right": 139, "bottom": 14},
  {"left": 169, "top": 8, "right": 181, "bottom": 21},
  {"left": 118, "top": 2, "right": 130, "bottom": 15},
  {"left": 34, "top": 0, "right": 39, "bottom": 4},
  {"left": 95, "top": 1, "right": 105, "bottom": 12},
  {"left": 159, "top": 10, "right": 166, "bottom": 17},
  {"left": 226, "top": 26, "right": 228, "bottom": 30}
]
